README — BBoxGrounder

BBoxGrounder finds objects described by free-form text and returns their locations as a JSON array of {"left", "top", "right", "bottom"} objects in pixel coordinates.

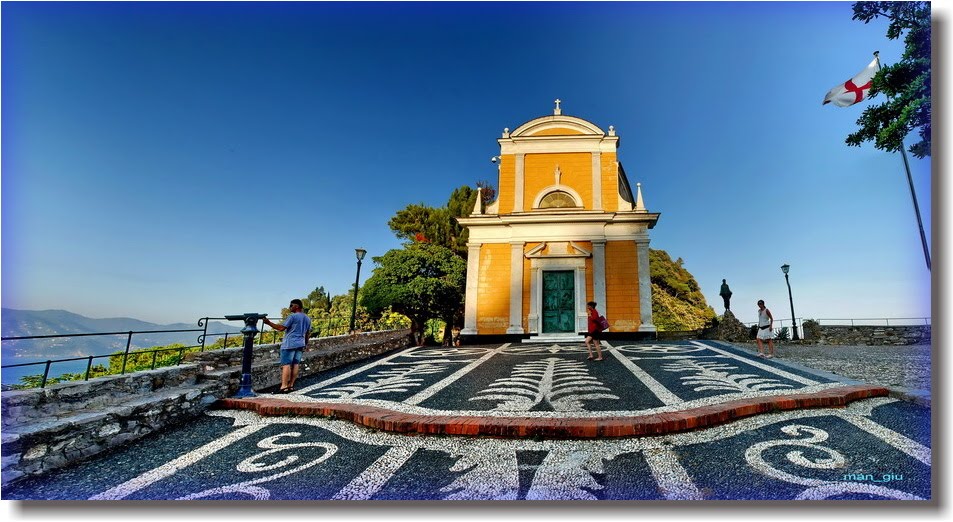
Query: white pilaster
[
  {"left": 591, "top": 152, "right": 602, "bottom": 210},
  {"left": 592, "top": 240, "right": 607, "bottom": 312},
  {"left": 507, "top": 242, "right": 525, "bottom": 334},
  {"left": 514, "top": 153, "right": 525, "bottom": 212},
  {"left": 575, "top": 267, "right": 588, "bottom": 333},
  {"left": 527, "top": 264, "right": 541, "bottom": 333},
  {"left": 462, "top": 243, "right": 482, "bottom": 335},
  {"left": 636, "top": 237, "right": 656, "bottom": 331}
]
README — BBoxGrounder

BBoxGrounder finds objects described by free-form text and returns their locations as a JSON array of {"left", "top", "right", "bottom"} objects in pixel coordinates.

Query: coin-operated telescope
[{"left": 223, "top": 313, "right": 268, "bottom": 398}]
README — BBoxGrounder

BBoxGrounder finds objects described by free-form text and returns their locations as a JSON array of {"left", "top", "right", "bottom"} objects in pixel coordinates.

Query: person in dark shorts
[
  {"left": 585, "top": 301, "right": 604, "bottom": 361},
  {"left": 263, "top": 299, "right": 312, "bottom": 392}
]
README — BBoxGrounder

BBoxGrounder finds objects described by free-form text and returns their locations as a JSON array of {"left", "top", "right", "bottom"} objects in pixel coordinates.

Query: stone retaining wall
[
  {"left": 0, "top": 329, "right": 413, "bottom": 485},
  {"left": 814, "top": 325, "right": 930, "bottom": 345}
]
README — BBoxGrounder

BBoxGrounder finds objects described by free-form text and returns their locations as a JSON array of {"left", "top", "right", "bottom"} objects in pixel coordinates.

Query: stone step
[{"left": 521, "top": 334, "right": 586, "bottom": 344}]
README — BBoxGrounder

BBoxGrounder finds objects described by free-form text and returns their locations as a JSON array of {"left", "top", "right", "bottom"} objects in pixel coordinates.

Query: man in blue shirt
[{"left": 263, "top": 299, "right": 312, "bottom": 393}]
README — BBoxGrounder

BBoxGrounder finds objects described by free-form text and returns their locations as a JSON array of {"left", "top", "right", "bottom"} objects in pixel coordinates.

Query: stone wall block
[{"left": 816, "top": 325, "right": 930, "bottom": 345}]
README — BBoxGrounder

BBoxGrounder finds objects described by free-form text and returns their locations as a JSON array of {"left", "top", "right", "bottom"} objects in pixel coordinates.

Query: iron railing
[
  {"left": 741, "top": 318, "right": 803, "bottom": 330},
  {"left": 1, "top": 315, "right": 401, "bottom": 388},
  {"left": 812, "top": 317, "right": 931, "bottom": 327},
  {"left": 1, "top": 317, "right": 237, "bottom": 388},
  {"left": 740, "top": 317, "right": 931, "bottom": 329}
]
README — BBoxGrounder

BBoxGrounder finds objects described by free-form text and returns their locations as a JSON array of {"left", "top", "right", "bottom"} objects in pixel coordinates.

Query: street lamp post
[
  {"left": 349, "top": 248, "right": 367, "bottom": 333},
  {"left": 780, "top": 264, "right": 800, "bottom": 341}
]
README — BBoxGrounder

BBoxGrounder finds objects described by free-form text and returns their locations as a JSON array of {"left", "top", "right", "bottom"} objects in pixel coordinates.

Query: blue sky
[{"left": 1, "top": 1, "right": 936, "bottom": 327}]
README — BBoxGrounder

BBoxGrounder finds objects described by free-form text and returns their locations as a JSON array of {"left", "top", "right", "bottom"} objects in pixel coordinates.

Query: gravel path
[{"left": 732, "top": 342, "right": 932, "bottom": 392}]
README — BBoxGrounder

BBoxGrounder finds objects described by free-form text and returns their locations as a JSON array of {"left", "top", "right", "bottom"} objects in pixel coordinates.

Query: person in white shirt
[{"left": 755, "top": 299, "right": 775, "bottom": 359}]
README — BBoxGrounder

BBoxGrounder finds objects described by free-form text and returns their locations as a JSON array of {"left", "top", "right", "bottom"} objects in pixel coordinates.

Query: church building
[{"left": 458, "top": 101, "right": 660, "bottom": 343}]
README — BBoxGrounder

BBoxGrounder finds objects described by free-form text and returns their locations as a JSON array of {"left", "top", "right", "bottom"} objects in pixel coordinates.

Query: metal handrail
[
  {"left": 741, "top": 318, "right": 804, "bottom": 328},
  {"left": 740, "top": 317, "right": 931, "bottom": 327},
  {"left": 1, "top": 317, "right": 231, "bottom": 388},
  {"left": 2, "top": 314, "right": 401, "bottom": 388},
  {"left": 3, "top": 328, "right": 204, "bottom": 341},
  {"left": 813, "top": 317, "right": 931, "bottom": 326},
  {"left": 1, "top": 345, "right": 198, "bottom": 388}
]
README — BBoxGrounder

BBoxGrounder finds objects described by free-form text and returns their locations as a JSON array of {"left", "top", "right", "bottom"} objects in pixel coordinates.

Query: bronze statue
[{"left": 719, "top": 279, "right": 732, "bottom": 310}]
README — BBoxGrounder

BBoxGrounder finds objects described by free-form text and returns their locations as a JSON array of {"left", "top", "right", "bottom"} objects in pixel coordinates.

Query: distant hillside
[
  {"left": 1, "top": 309, "right": 243, "bottom": 362},
  {"left": 649, "top": 249, "right": 716, "bottom": 331}
]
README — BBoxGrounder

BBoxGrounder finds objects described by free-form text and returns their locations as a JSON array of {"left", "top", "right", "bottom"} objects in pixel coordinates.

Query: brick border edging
[{"left": 215, "top": 384, "right": 889, "bottom": 439}]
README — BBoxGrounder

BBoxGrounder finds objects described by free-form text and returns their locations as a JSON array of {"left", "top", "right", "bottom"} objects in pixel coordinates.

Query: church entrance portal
[{"left": 542, "top": 270, "right": 575, "bottom": 333}]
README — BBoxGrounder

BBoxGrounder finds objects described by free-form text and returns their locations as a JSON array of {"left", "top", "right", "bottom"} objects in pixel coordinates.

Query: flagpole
[
  {"left": 875, "top": 51, "right": 932, "bottom": 271},
  {"left": 898, "top": 144, "right": 931, "bottom": 270}
]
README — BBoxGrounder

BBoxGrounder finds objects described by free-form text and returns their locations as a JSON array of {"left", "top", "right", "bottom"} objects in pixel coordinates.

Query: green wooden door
[{"left": 542, "top": 270, "right": 576, "bottom": 333}]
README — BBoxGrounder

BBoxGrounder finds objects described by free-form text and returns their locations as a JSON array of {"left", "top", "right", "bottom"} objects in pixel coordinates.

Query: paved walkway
[
  {"left": 738, "top": 342, "right": 932, "bottom": 393},
  {"left": 220, "top": 340, "right": 889, "bottom": 438},
  {"left": 2, "top": 340, "right": 932, "bottom": 500}
]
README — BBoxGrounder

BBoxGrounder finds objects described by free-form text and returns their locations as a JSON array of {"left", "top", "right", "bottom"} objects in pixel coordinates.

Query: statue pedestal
[{"left": 715, "top": 310, "right": 749, "bottom": 342}]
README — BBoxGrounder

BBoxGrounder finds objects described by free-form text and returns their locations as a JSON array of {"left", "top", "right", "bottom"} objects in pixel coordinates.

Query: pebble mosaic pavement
[{"left": 2, "top": 341, "right": 931, "bottom": 501}]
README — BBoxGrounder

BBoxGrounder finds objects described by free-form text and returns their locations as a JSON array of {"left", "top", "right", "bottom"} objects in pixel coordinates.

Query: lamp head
[
  {"left": 356, "top": 248, "right": 367, "bottom": 261},
  {"left": 781, "top": 264, "right": 790, "bottom": 275}
]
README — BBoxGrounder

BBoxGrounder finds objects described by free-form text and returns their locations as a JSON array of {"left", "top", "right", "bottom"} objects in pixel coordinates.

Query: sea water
[{"left": 1, "top": 357, "right": 97, "bottom": 386}]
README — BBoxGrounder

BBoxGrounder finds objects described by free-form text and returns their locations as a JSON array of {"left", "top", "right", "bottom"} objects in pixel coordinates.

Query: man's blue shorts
[{"left": 280, "top": 347, "right": 303, "bottom": 366}]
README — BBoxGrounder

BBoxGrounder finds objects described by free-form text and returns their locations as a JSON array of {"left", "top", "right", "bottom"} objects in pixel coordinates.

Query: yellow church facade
[{"left": 458, "top": 101, "right": 660, "bottom": 342}]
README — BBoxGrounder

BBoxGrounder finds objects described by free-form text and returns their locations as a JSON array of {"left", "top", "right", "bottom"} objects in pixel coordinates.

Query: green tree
[
  {"left": 360, "top": 243, "right": 466, "bottom": 346},
  {"left": 649, "top": 249, "right": 715, "bottom": 331},
  {"left": 385, "top": 185, "right": 481, "bottom": 341},
  {"left": 847, "top": 1, "right": 930, "bottom": 158},
  {"left": 305, "top": 286, "right": 332, "bottom": 314},
  {"left": 445, "top": 185, "right": 478, "bottom": 256},
  {"left": 377, "top": 307, "right": 413, "bottom": 330},
  {"left": 388, "top": 204, "right": 451, "bottom": 247},
  {"left": 388, "top": 184, "right": 482, "bottom": 258},
  {"left": 283, "top": 288, "right": 372, "bottom": 336}
]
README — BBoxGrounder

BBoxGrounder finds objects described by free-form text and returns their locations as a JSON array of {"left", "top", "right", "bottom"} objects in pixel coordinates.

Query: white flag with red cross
[{"left": 822, "top": 55, "right": 881, "bottom": 107}]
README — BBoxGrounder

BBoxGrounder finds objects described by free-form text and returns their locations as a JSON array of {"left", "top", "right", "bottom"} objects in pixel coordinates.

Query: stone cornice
[
  {"left": 458, "top": 211, "right": 660, "bottom": 228},
  {"left": 498, "top": 114, "right": 620, "bottom": 155},
  {"left": 499, "top": 135, "right": 619, "bottom": 155},
  {"left": 509, "top": 114, "right": 605, "bottom": 137}
]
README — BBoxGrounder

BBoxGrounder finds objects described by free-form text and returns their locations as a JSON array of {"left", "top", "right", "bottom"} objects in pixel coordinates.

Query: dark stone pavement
[{"left": 1, "top": 340, "right": 932, "bottom": 501}]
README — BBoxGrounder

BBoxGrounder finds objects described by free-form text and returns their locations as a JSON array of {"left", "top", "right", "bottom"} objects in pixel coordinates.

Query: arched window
[{"left": 538, "top": 191, "right": 579, "bottom": 209}]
